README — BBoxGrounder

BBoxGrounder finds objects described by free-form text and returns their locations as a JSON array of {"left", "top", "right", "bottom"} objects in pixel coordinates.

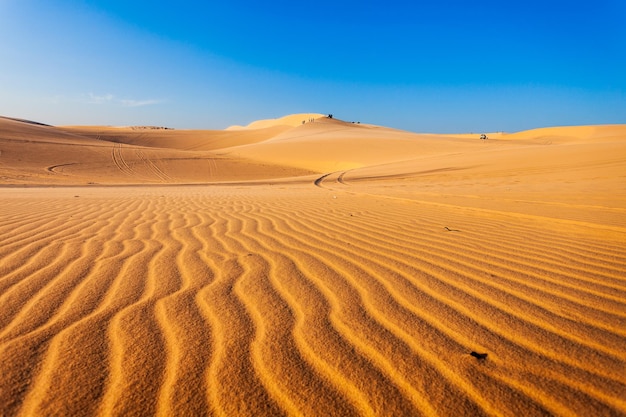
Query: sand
[{"left": 1, "top": 114, "right": 625, "bottom": 416}]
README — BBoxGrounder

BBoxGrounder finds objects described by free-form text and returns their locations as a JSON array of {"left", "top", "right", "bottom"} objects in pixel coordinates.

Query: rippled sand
[{"left": 1, "top": 116, "right": 625, "bottom": 416}]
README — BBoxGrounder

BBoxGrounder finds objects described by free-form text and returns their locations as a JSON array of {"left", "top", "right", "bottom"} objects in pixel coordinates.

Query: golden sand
[{"left": 1, "top": 115, "right": 625, "bottom": 416}]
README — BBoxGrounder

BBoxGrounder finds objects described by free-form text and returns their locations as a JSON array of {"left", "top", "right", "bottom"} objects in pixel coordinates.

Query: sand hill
[
  {"left": 226, "top": 113, "right": 326, "bottom": 130},
  {"left": 1, "top": 114, "right": 625, "bottom": 416}
]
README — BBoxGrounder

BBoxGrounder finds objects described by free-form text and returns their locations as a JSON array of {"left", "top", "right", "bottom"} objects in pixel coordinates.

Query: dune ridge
[
  {"left": 1, "top": 115, "right": 625, "bottom": 416},
  {"left": 226, "top": 113, "right": 326, "bottom": 130}
]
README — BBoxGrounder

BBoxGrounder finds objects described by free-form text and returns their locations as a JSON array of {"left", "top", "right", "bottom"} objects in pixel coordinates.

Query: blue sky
[{"left": 1, "top": 0, "right": 624, "bottom": 132}]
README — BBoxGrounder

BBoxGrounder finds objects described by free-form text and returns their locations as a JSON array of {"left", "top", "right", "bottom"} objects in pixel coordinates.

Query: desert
[{"left": 1, "top": 114, "right": 625, "bottom": 416}]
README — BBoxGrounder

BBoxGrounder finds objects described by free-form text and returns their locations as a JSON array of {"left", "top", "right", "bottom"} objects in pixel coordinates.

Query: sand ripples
[{"left": 1, "top": 185, "right": 625, "bottom": 416}]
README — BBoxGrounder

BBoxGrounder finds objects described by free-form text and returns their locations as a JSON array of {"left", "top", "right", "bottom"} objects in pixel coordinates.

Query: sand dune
[
  {"left": 226, "top": 113, "right": 326, "bottom": 130},
  {"left": 0, "top": 117, "right": 315, "bottom": 184},
  {"left": 1, "top": 115, "right": 625, "bottom": 416}
]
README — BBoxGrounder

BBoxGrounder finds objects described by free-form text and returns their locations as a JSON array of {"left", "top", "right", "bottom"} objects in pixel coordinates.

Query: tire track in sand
[
  {"left": 136, "top": 149, "right": 172, "bottom": 182},
  {"left": 111, "top": 143, "right": 134, "bottom": 177}
]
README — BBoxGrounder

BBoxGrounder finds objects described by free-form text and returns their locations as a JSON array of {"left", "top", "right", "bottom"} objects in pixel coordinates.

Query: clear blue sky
[{"left": 1, "top": 0, "right": 625, "bottom": 132}]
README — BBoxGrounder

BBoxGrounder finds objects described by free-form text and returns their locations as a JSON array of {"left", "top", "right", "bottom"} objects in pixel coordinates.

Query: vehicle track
[
  {"left": 111, "top": 143, "right": 134, "bottom": 177},
  {"left": 46, "top": 163, "right": 77, "bottom": 173},
  {"left": 135, "top": 150, "right": 171, "bottom": 182}
]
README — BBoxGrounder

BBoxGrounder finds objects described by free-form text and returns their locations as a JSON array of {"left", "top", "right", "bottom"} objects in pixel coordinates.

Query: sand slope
[
  {"left": 226, "top": 113, "right": 326, "bottom": 130},
  {"left": 0, "top": 117, "right": 316, "bottom": 184},
  {"left": 1, "top": 115, "right": 625, "bottom": 416}
]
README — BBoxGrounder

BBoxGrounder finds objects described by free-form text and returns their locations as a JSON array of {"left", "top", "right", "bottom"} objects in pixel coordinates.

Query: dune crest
[
  {"left": 226, "top": 113, "right": 326, "bottom": 130},
  {"left": 1, "top": 115, "right": 625, "bottom": 416}
]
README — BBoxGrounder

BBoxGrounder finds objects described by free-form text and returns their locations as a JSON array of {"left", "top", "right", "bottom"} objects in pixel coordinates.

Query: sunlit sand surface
[{"left": 1, "top": 115, "right": 625, "bottom": 416}]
